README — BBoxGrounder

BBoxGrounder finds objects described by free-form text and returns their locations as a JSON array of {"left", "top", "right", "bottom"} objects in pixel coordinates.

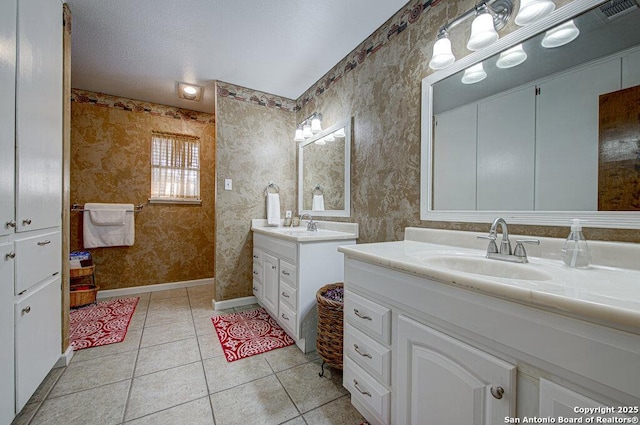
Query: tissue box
[{"left": 70, "top": 251, "right": 93, "bottom": 268}]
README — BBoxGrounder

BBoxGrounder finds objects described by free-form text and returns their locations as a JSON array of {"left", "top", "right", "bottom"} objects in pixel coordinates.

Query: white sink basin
[{"left": 422, "top": 255, "right": 553, "bottom": 281}]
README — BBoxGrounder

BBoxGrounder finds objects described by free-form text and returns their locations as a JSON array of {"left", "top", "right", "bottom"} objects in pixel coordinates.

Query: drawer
[
  {"left": 254, "top": 233, "right": 297, "bottom": 263},
  {"left": 278, "top": 302, "right": 297, "bottom": 337},
  {"left": 344, "top": 357, "right": 390, "bottom": 425},
  {"left": 252, "top": 279, "right": 262, "bottom": 300},
  {"left": 279, "top": 260, "right": 296, "bottom": 287},
  {"left": 252, "top": 248, "right": 262, "bottom": 264},
  {"left": 345, "top": 324, "right": 391, "bottom": 385},
  {"left": 15, "top": 230, "right": 61, "bottom": 294},
  {"left": 252, "top": 261, "right": 263, "bottom": 282},
  {"left": 345, "top": 290, "right": 391, "bottom": 345},
  {"left": 279, "top": 281, "right": 297, "bottom": 312}
]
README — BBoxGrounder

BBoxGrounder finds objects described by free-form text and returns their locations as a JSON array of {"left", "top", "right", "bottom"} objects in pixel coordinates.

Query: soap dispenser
[{"left": 561, "top": 219, "right": 591, "bottom": 268}]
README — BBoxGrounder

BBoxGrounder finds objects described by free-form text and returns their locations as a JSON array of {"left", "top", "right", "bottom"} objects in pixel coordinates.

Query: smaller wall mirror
[{"left": 298, "top": 118, "right": 351, "bottom": 217}]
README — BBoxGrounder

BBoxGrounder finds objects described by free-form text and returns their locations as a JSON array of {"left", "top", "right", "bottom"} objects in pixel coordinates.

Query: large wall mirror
[
  {"left": 420, "top": 0, "right": 640, "bottom": 228},
  {"left": 298, "top": 118, "right": 351, "bottom": 217}
]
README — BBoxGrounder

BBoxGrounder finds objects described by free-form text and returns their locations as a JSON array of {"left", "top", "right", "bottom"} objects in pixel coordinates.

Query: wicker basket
[
  {"left": 316, "top": 282, "right": 344, "bottom": 370},
  {"left": 70, "top": 265, "right": 94, "bottom": 279},
  {"left": 70, "top": 284, "right": 99, "bottom": 308}
]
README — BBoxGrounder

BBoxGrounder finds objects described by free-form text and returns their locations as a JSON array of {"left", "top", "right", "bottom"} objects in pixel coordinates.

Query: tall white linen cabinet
[{"left": 0, "top": 0, "right": 64, "bottom": 423}]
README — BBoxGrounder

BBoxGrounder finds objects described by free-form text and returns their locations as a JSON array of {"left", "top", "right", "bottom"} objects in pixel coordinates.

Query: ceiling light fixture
[
  {"left": 428, "top": 0, "right": 513, "bottom": 70},
  {"left": 177, "top": 82, "right": 203, "bottom": 101},
  {"left": 293, "top": 113, "right": 323, "bottom": 142},
  {"left": 541, "top": 19, "right": 580, "bottom": 48},
  {"left": 496, "top": 43, "right": 528, "bottom": 68},
  {"left": 515, "top": 0, "right": 555, "bottom": 26}
]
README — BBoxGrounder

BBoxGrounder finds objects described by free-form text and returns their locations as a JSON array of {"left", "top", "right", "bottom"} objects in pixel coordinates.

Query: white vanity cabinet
[{"left": 252, "top": 231, "right": 355, "bottom": 353}]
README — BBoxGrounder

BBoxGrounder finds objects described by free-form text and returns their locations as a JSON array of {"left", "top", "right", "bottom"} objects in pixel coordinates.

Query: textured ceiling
[{"left": 67, "top": 0, "right": 410, "bottom": 113}]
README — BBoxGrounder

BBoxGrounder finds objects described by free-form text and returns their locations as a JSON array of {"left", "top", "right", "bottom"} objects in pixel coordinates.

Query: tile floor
[{"left": 12, "top": 285, "right": 366, "bottom": 425}]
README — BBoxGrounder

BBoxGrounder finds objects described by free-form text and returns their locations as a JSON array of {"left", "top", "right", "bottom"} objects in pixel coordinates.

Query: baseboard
[
  {"left": 96, "top": 278, "right": 214, "bottom": 299},
  {"left": 55, "top": 345, "right": 74, "bottom": 368},
  {"left": 213, "top": 296, "right": 258, "bottom": 311}
]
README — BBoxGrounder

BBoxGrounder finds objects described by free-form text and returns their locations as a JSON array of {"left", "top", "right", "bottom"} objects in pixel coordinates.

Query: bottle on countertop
[{"left": 561, "top": 219, "right": 591, "bottom": 268}]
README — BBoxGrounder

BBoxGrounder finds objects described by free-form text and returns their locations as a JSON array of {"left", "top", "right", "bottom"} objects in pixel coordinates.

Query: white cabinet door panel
[
  {"left": 0, "top": 0, "right": 16, "bottom": 237},
  {"left": 14, "top": 230, "right": 61, "bottom": 294},
  {"left": 535, "top": 58, "right": 621, "bottom": 211},
  {"left": 15, "top": 277, "right": 61, "bottom": 412},
  {"left": 477, "top": 86, "right": 536, "bottom": 211},
  {"left": 261, "top": 252, "right": 279, "bottom": 317},
  {"left": 1, "top": 243, "right": 16, "bottom": 423},
  {"left": 15, "top": 0, "right": 62, "bottom": 232}
]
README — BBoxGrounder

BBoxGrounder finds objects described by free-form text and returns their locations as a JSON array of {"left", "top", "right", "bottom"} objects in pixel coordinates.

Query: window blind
[{"left": 151, "top": 132, "right": 200, "bottom": 200}]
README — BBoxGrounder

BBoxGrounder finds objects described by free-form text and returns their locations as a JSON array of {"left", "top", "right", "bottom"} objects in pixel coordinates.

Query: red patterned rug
[
  {"left": 211, "top": 307, "right": 295, "bottom": 362},
  {"left": 69, "top": 297, "right": 139, "bottom": 351}
]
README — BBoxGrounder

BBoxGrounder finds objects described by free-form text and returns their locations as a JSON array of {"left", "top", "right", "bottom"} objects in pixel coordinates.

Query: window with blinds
[{"left": 150, "top": 131, "right": 201, "bottom": 203}]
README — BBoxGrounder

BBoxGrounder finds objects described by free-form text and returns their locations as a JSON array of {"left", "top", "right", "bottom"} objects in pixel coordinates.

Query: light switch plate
[{"left": 224, "top": 179, "right": 232, "bottom": 190}]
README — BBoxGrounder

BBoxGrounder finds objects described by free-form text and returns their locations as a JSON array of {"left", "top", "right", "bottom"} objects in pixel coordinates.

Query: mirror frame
[
  {"left": 420, "top": 0, "right": 640, "bottom": 229},
  {"left": 298, "top": 118, "right": 351, "bottom": 217}
]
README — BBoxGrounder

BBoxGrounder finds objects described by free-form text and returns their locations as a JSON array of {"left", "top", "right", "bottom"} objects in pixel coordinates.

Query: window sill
[{"left": 148, "top": 198, "right": 202, "bottom": 205}]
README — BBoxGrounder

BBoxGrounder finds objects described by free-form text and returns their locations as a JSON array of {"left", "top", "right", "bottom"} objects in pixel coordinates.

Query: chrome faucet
[
  {"left": 300, "top": 213, "right": 317, "bottom": 231},
  {"left": 478, "top": 217, "right": 539, "bottom": 263}
]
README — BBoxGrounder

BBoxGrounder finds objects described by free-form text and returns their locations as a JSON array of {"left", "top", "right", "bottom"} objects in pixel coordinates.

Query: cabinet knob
[
  {"left": 490, "top": 386, "right": 504, "bottom": 400},
  {"left": 22, "top": 306, "right": 31, "bottom": 314},
  {"left": 271, "top": 266, "right": 277, "bottom": 270},
  {"left": 253, "top": 271, "right": 258, "bottom": 275},
  {"left": 253, "top": 255, "right": 259, "bottom": 259},
  {"left": 6, "top": 220, "right": 16, "bottom": 228},
  {"left": 6, "top": 251, "right": 16, "bottom": 260},
  {"left": 23, "top": 218, "right": 32, "bottom": 225}
]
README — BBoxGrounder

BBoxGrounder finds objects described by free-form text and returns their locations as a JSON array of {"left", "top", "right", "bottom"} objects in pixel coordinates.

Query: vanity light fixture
[
  {"left": 324, "top": 133, "right": 335, "bottom": 142},
  {"left": 428, "top": 0, "right": 513, "bottom": 70},
  {"left": 314, "top": 139, "right": 327, "bottom": 145},
  {"left": 515, "top": 0, "right": 555, "bottom": 26},
  {"left": 177, "top": 82, "right": 203, "bottom": 101},
  {"left": 333, "top": 127, "right": 346, "bottom": 138},
  {"left": 496, "top": 43, "right": 527, "bottom": 68},
  {"left": 294, "top": 113, "right": 323, "bottom": 142},
  {"left": 461, "top": 62, "right": 487, "bottom": 84},
  {"left": 541, "top": 19, "right": 580, "bottom": 48}
]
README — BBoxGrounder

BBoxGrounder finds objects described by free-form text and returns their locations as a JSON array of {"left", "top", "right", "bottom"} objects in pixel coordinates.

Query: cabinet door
[
  {"left": 395, "top": 315, "right": 515, "bottom": 425},
  {"left": 535, "top": 58, "right": 621, "bottom": 211},
  {"left": 0, "top": 243, "right": 16, "bottom": 423},
  {"left": 0, "top": 0, "right": 16, "bottom": 237},
  {"left": 261, "top": 252, "right": 279, "bottom": 317},
  {"left": 15, "top": 0, "right": 63, "bottom": 232},
  {"left": 15, "top": 277, "right": 62, "bottom": 412}
]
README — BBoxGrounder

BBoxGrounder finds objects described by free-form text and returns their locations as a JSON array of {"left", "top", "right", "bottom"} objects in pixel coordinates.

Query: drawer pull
[
  {"left": 6, "top": 252, "right": 15, "bottom": 260},
  {"left": 281, "top": 292, "right": 290, "bottom": 298},
  {"left": 37, "top": 240, "right": 51, "bottom": 246},
  {"left": 282, "top": 270, "right": 290, "bottom": 276},
  {"left": 353, "top": 309, "right": 372, "bottom": 321},
  {"left": 490, "top": 386, "right": 504, "bottom": 400},
  {"left": 271, "top": 266, "right": 277, "bottom": 270},
  {"left": 353, "top": 379, "right": 371, "bottom": 397},
  {"left": 6, "top": 220, "right": 16, "bottom": 228},
  {"left": 22, "top": 306, "right": 31, "bottom": 314},
  {"left": 253, "top": 286, "right": 258, "bottom": 291},
  {"left": 281, "top": 313, "right": 289, "bottom": 321},
  {"left": 253, "top": 271, "right": 258, "bottom": 275},
  {"left": 23, "top": 218, "right": 32, "bottom": 225},
  {"left": 353, "top": 344, "right": 372, "bottom": 359},
  {"left": 253, "top": 255, "right": 259, "bottom": 259}
]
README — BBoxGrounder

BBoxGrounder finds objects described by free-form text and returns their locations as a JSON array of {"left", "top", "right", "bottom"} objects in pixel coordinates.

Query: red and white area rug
[
  {"left": 211, "top": 307, "right": 295, "bottom": 362},
  {"left": 69, "top": 297, "right": 139, "bottom": 351}
]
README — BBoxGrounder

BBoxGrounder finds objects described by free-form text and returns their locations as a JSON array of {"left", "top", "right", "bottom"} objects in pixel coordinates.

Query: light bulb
[
  {"left": 429, "top": 36, "right": 455, "bottom": 70},
  {"left": 467, "top": 12, "right": 499, "bottom": 51},
  {"left": 515, "top": 0, "right": 555, "bottom": 26},
  {"left": 294, "top": 128, "right": 305, "bottom": 142},
  {"left": 302, "top": 124, "right": 312, "bottom": 138},
  {"left": 541, "top": 20, "right": 579, "bottom": 48},
  {"left": 496, "top": 44, "right": 527, "bottom": 68},
  {"left": 311, "top": 116, "right": 322, "bottom": 134},
  {"left": 461, "top": 62, "right": 487, "bottom": 84}
]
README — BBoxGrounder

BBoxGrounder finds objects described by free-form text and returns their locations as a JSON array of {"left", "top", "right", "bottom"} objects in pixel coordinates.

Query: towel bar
[
  {"left": 71, "top": 203, "right": 144, "bottom": 213},
  {"left": 312, "top": 184, "right": 324, "bottom": 195}
]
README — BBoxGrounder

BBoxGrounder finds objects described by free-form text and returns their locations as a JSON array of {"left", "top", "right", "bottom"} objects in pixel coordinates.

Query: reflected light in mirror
[
  {"left": 294, "top": 128, "right": 305, "bottom": 142},
  {"left": 467, "top": 11, "right": 499, "bottom": 51},
  {"left": 302, "top": 124, "right": 312, "bottom": 138},
  {"left": 496, "top": 44, "right": 528, "bottom": 68},
  {"left": 314, "top": 139, "right": 326, "bottom": 145},
  {"left": 334, "top": 127, "right": 346, "bottom": 138},
  {"left": 324, "top": 133, "right": 335, "bottom": 142},
  {"left": 542, "top": 20, "right": 580, "bottom": 48},
  {"left": 515, "top": 0, "right": 556, "bottom": 26},
  {"left": 461, "top": 62, "right": 487, "bottom": 84},
  {"left": 430, "top": 35, "right": 456, "bottom": 70}
]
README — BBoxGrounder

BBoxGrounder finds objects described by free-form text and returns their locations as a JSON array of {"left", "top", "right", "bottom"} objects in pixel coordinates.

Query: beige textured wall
[
  {"left": 70, "top": 90, "right": 216, "bottom": 290},
  {"left": 214, "top": 82, "right": 296, "bottom": 301},
  {"left": 296, "top": 0, "right": 640, "bottom": 244}
]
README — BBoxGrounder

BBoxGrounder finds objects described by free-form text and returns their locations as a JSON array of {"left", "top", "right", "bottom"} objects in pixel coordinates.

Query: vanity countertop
[
  {"left": 338, "top": 228, "right": 640, "bottom": 333},
  {"left": 251, "top": 219, "right": 358, "bottom": 242}
]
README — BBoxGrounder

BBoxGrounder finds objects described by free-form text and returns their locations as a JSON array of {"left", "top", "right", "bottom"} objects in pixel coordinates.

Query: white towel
[
  {"left": 312, "top": 194, "right": 325, "bottom": 211},
  {"left": 83, "top": 203, "right": 135, "bottom": 248},
  {"left": 266, "top": 193, "right": 281, "bottom": 226}
]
